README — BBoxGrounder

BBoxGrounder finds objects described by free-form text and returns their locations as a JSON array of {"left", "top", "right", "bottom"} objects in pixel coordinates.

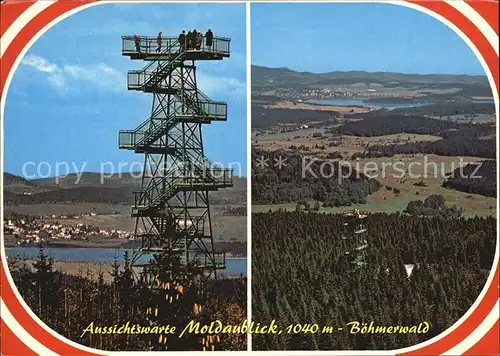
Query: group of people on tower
[
  {"left": 133, "top": 29, "right": 214, "bottom": 53},
  {"left": 178, "top": 29, "right": 214, "bottom": 51}
]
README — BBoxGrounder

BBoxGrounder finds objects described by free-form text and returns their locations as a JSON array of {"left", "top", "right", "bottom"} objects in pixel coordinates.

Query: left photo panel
[{"left": 2, "top": 2, "right": 247, "bottom": 352}]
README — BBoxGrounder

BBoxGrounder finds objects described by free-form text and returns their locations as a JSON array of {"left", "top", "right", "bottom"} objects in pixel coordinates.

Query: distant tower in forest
[
  {"left": 341, "top": 209, "right": 369, "bottom": 266},
  {"left": 118, "top": 33, "right": 233, "bottom": 284}
]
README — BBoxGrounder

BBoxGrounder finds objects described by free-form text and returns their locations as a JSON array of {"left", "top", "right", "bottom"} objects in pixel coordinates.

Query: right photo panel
[{"left": 251, "top": 2, "right": 496, "bottom": 351}]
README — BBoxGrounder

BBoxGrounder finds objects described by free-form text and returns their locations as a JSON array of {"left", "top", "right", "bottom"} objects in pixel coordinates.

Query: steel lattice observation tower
[
  {"left": 342, "top": 209, "right": 369, "bottom": 266},
  {"left": 118, "top": 34, "right": 233, "bottom": 283}
]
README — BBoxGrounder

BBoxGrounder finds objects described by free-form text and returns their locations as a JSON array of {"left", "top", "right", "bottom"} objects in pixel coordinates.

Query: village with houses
[{"left": 4, "top": 213, "right": 133, "bottom": 246}]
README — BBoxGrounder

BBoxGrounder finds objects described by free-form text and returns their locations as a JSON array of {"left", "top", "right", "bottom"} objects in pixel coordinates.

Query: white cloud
[
  {"left": 47, "top": 72, "right": 66, "bottom": 88},
  {"left": 21, "top": 54, "right": 124, "bottom": 93},
  {"left": 21, "top": 55, "right": 59, "bottom": 73},
  {"left": 63, "top": 63, "right": 124, "bottom": 91}
]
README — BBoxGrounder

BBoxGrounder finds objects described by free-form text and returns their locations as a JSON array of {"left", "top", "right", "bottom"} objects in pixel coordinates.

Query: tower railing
[
  {"left": 118, "top": 101, "right": 227, "bottom": 150},
  {"left": 180, "top": 95, "right": 227, "bottom": 119},
  {"left": 123, "top": 36, "right": 180, "bottom": 54},
  {"left": 127, "top": 66, "right": 219, "bottom": 102},
  {"left": 127, "top": 64, "right": 227, "bottom": 121},
  {"left": 122, "top": 35, "right": 230, "bottom": 59}
]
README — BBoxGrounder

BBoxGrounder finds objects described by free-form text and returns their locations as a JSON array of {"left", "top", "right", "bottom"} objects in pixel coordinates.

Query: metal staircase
[
  {"left": 127, "top": 43, "right": 186, "bottom": 91},
  {"left": 118, "top": 99, "right": 226, "bottom": 152},
  {"left": 131, "top": 166, "right": 232, "bottom": 216}
]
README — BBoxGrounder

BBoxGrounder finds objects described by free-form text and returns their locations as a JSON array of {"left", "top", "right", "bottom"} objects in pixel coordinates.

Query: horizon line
[
  {"left": 251, "top": 64, "right": 488, "bottom": 78},
  {"left": 4, "top": 171, "right": 247, "bottom": 180}
]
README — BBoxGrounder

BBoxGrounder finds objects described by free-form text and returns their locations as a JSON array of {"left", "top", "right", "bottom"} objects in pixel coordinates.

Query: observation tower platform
[{"left": 121, "top": 35, "right": 230, "bottom": 61}]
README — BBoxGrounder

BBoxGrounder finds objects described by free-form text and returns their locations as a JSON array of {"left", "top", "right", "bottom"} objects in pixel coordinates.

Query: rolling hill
[
  {"left": 252, "top": 65, "right": 491, "bottom": 88},
  {"left": 252, "top": 65, "right": 493, "bottom": 98},
  {"left": 3, "top": 172, "right": 246, "bottom": 205}
]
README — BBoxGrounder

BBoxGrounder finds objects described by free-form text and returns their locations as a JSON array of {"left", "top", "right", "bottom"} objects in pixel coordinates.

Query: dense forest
[
  {"left": 438, "top": 125, "right": 495, "bottom": 140},
  {"left": 252, "top": 105, "right": 339, "bottom": 129},
  {"left": 391, "top": 102, "right": 495, "bottom": 117},
  {"left": 4, "top": 187, "right": 134, "bottom": 205},
  {"left": 327, "top": 114, "right": 495, "bottom": 158},
  {"left": 8, "top": 250, "right": 247, "bottom": 351},
  {"left": 334, "top": 115, "right": 458, "bottom": 137},
  {"left": 252, "top": 149, "right": 381, "bottom": 205},
  {"left": 252, "top": 211, "right": 495, "bottom": 350},
  {"left": 404, "top": 194, "right": 462, "bottom": 218},
  {"left": 355, "top": 138, "right": 496, "bottom": 159},
  {"left": 443, "top": 160, "right": 497, "bottom": 197}
]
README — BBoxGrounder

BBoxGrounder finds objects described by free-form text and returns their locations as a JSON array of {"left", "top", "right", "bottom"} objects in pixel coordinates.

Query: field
[
  {"left": 358, "top": 155, "right": 495, "bottom": 209},
  {"left": 262, "top": 100, "right": 371, "bottom": 114},
  {"left": 252, "top": 121, "right": 496, "bottom": 216},
  {"left": 253, "top": 194, "right": 495, "bottom": 217},
  {"left": 430, "top": 113, "right": 496, "bottom": 123},
  {"left": 253, "top": 195, "right": 420, "bottom": 214},
  {"left": 254, "top": 129, "right": 444, "bottom": 157}
]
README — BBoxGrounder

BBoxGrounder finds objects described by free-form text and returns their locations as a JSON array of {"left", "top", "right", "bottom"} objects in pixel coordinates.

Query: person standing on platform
[
  {"left": 196, "top": 31, "right": 202, "bottom": 50},
  {"left": 156, "top": 31, "right": 162, "bottom": 52},
  {"left": 179, "top": 30, "right": 186, "bottom": 51},
  {"left": 134, "top": 34, "right": 141, "bottom": 53},
  {"left": 192, "top": 29, "right": 198, "bottom": 50},
  {"left": 205, "top": 29, "right": 213, "bottom": 48},
  {"left": 186, "top": 30, "right": 193, "bottom": 50}
]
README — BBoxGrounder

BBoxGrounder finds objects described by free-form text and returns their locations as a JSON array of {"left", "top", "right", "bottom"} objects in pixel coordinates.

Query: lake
[
  {"left": 5, "top": 247, "right": 247, "bottom": 276},
  {"left": 308, "top": 98, "right": 429, "bottom": 110}
]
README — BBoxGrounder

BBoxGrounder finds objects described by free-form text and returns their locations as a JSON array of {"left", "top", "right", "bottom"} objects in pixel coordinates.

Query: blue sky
[
  {"left": 252, "top": 3, "right": 485, "bottom": 75},
  {"left": 4, "top": 3, "right": 247, "bottom": 178}
]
